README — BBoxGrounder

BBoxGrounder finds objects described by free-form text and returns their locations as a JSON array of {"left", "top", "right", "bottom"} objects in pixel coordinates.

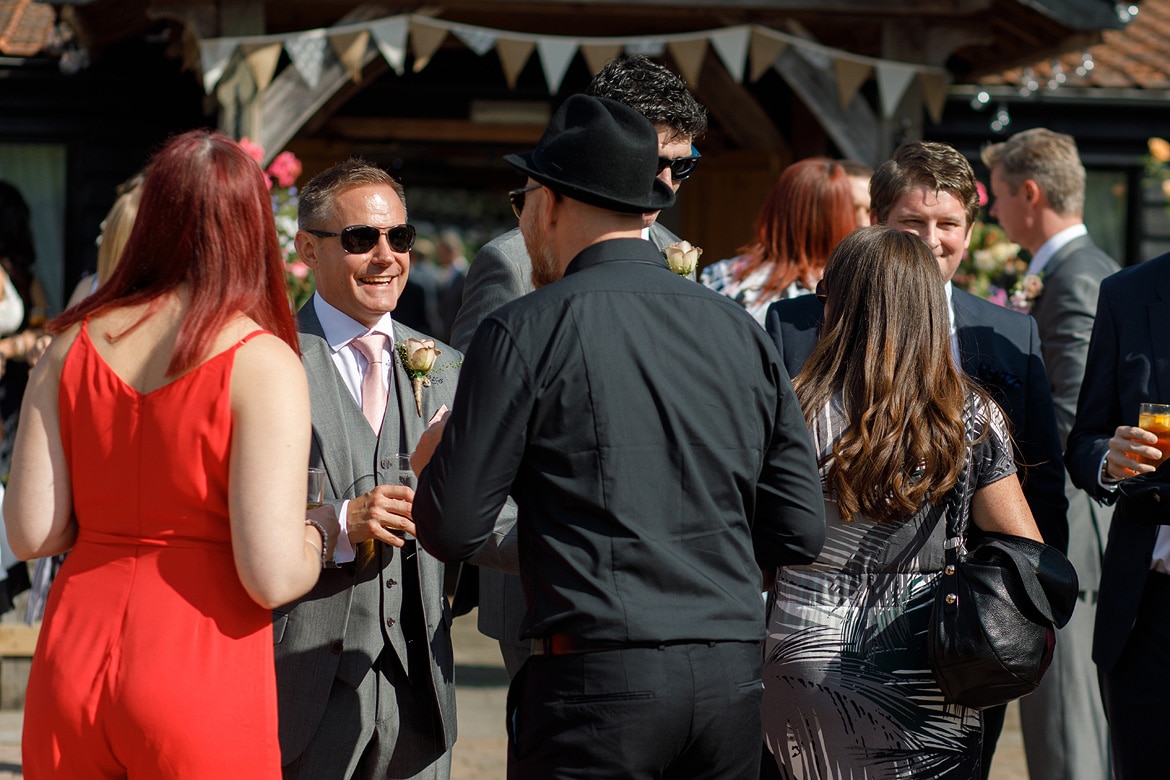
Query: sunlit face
[
  {"left": 849, "top": 175, "right": 872, "bottom": 227},
  {"left": 299, "top": 184, "right": 410, "bottom": 328},
  {"left": 987, "top": 166, "right": 1030, "bottom": 248},
  {"left": 884, "top": 186, "right": 973, "bottom": 281},
  {"left": 643, "top": 128, "right": 694, "bottom": 228}
]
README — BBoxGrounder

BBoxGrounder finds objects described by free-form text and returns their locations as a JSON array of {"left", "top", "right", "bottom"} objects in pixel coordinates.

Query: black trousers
[
  {"left": 1101, "top": 570, "right": 1170, "bottom": 780},
  {"left": 507, "top": 640, "right": 763, "bottom": 780}
]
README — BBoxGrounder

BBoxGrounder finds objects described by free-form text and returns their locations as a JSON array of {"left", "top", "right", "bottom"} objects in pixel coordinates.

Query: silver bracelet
[{"left": 305, "top": 519, "right": 329, "bottom": 566}]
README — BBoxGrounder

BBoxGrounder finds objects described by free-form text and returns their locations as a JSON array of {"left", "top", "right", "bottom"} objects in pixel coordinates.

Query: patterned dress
[
  {"left": 699, "top": 256, "right": 813, "bottom": 326},
  {"left": 762, "top": 393, "right": 1015, "bottom": 779}
]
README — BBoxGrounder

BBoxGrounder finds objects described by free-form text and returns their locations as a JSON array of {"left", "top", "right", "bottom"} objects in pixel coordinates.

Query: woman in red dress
[{"left": 4, "top": 130, "right": 336, "bottom": 778}]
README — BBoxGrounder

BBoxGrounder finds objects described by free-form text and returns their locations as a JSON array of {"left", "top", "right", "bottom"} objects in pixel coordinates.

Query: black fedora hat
[{"left": 504, "top": 94, "right": 676, "bottom": 214}]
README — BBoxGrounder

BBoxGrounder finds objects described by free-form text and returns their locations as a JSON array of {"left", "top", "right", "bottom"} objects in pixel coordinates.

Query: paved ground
[{"left": 0, "top": 608, "right": 1028, "bottom": 779}]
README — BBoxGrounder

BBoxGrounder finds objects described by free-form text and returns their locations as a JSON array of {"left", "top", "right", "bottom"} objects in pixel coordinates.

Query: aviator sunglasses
[
  {"left": 657, "top": 146, "right": 702, "bottom": 181},
  {"left": 308, "top": 224, "right": 417, "bottom": 254}
]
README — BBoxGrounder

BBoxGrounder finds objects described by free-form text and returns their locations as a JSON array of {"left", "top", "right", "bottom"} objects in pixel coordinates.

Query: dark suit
[
  {"left": 1019, "top": 234, "right": 1117, "bottom": 780},
  {"left": 765, "top": 284, "right": 1068, "bottom": 778},
  {"left": 448, "top": 221, "right": 684, "bottom": 678},
  {"left": 273, "top": 300, "right": 460, "bottom": 780},
  {"left": 417, "top": 238, "right": 826, "bottom": 777},
  {"left": 1066, "top": 251, "right": 1170, "bottom": 780}
]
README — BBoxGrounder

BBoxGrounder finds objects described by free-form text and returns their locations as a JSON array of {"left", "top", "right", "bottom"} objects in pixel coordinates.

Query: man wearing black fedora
[{"left": 411, "top": 93, "right": 826, "bottom": 778}]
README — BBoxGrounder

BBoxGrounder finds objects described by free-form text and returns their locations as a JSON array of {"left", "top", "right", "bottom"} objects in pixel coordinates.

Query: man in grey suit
[
  {"left": 983, "top": 127, "right": 1117, "bottom": 780},
  {"left": 449, "top": 54, "right": 709, "bottom": 677},
  {"left": 274, "top": 160, "right": 509, "bottom": 779}
]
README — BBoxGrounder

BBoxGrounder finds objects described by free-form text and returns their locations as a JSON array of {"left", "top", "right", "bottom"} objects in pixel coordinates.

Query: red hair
[
  {"left": 51, "top": 129, "right": 298, "bottom": 374},
  {"left": 735, "top": 157, "right": 857, "bottom": 299}
]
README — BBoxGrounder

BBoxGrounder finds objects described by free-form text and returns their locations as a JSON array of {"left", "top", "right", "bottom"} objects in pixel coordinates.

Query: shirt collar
[
  {"left": 1028, "top": 223, "right": 1087, "bottom": 276},
  {"left": 311, "top": 294, "right": 395, "bottom": 353}
]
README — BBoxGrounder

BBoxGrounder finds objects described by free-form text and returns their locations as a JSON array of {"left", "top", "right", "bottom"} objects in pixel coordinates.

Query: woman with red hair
[
  {"left": 5, "top": 129, "right": 336, "bottom": 778},
  {"left": 701, "top": 157, "right": 859, "bottom": 325}
]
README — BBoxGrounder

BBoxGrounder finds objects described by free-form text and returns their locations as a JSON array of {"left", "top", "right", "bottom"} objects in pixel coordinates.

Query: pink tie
[{"left": 351, "top": 333, "right": 389, "bottom": 434}]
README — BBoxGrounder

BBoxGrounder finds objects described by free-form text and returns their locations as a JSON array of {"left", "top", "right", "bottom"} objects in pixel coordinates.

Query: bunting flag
[
  {"left": 709, "top": 27, "right": 749, "bottom": 84},
  {"left": 749, "top": 29, "right": 787, "bottom": 82},
  {"left": 410, "top": 20, "right": 448, "bottom": 73},
  {"left": 496, "top": 39, "right": 535, "bottom": 90},
  {"left": 667, "top": 38, "right": 707, "bottom": 87},
  {"left": 537, "top": 38, "right": 579, "bottom": 94},
  {"left": 198, "top": 14, "right": 954, "bottom": 124},
  {"left": 876, "top": 61, "right": 919, "bottom": 118},
  {"left": 330, "top": 30, "right": 370, "bottom": 83},
  {"left": 242, "top": 42, "right": 282, "bottom": 91},
  {"left": 285, "top": 30, "right": 328, "bottom": 89},
  {"left": 370, "top": 17, "right": 408, "bottom": 76},
  {"left": 833, "top": 58, "right": 872, "bottom": 108}
]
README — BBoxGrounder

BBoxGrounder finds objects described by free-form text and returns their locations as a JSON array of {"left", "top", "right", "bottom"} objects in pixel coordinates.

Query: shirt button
[
  {"left": 386, "top": 618, "right": 396, "bottom": 628},
  {"left": 386, "top": 578, "right": 397, "bottom": 588},
  {"left": 330, "top": 640, "right": 344, "bottom": 654},
  {"left": 380, "top": 457, "right": 391, "bottom": 469}
]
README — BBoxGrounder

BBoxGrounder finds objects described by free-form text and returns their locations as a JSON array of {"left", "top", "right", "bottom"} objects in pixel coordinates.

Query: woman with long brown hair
[
  {"left": 701, "top": 157, "right": 857, "bottom": 324},
  {"left": 761, "top": 226, "right": 1041, "bottom": 778},
  {"left": 5, "top": 130, "right": 335, "bottom": 778}
]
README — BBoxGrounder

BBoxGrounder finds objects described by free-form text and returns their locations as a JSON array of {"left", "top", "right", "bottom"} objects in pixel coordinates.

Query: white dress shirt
[{"left": 311, "top": 294, "right": 396, "bottom": 563}]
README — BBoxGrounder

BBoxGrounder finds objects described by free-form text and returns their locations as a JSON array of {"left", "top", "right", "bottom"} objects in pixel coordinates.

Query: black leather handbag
[{"left": 928, "top": 454, "right": 1080, "bottom": 710}]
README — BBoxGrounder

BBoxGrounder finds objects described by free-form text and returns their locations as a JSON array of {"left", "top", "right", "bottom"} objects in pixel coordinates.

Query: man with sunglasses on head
[
  {"left": 271, "top": 159, "right": 513, "bottom": 780},
  {"left": 447, "top": 54, "right": 708, "bottom": 678}
]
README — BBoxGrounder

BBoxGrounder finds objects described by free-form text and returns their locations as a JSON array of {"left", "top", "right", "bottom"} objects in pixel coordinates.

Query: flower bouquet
[{"left": 240, "top": 138, "right": 313, "bottom": 309}]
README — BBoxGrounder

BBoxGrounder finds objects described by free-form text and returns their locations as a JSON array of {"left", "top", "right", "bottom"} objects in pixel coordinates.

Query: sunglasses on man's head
[
  {"left": 657, "top": 147, "right": 702, "bottom": 181},
  {"left": 308, "top": 224, "right": 417, "bottom": 254},
  {"left": 508, "top": 184, "right": 541, "bottom": 220}
]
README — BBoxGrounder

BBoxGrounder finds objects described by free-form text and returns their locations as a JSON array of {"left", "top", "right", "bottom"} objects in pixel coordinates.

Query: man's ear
[
  {"left": 539, "top": 187, "right": 561, "bottom": 229},
  {"left": 295, "top": 231, "right": 319, "bottom": 270},
  {"left": 1022, "top": 179, "right": 1043, "bottom": 208}
]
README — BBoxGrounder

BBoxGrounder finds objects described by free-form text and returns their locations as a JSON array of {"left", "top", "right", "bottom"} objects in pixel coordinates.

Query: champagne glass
[{"left": 396, "top": 453, "right": 415, "bottom": 540}]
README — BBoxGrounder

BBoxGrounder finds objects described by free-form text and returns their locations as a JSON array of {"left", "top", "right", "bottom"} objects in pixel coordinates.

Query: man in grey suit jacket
[
  {"left": 274, "top": 160, "right": 503, "bottom": 780},
  {"left": 983, "top": 128, "right": 1117, "bottom": 780},
  {"left": 449, "top": 54, "right": 708, "bottom": 678}
]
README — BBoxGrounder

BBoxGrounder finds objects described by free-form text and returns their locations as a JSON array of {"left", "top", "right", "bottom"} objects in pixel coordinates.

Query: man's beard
[{"left": 526, "top": 222, "right": 561, "bottom": 289}]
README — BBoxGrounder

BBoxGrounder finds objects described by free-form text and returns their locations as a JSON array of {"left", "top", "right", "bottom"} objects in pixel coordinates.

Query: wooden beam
[
  {"left": 693, "top": 50, "right": 788, "bottom": 153},
  {"left": 321, "top": 117, "right": 547, "bottom": 145}
]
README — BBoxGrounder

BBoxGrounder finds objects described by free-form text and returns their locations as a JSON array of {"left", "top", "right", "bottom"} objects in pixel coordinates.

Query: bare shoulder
[{"left": 28, "top": 323, "right": 82, "bottom": 384}]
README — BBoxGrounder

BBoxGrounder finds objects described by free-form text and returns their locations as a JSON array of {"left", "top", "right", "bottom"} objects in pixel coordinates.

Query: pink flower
[
  {"left": 239, "top": 137, "right": 265, "bottom": 163},
  {"left": 976, "top": 181, "right": 989, "bottom": 207},
  {"left": 287, "top": 261, "right": 310, "bottom": 279},
  {"left": 267, "top": 151, "right": 303, "bottom": 188}
]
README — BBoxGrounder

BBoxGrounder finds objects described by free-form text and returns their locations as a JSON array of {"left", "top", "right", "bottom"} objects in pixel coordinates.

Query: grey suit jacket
[
  {"left": 449, "top": 221, "right": 683, "bottom": 647},
  {"left": 273, "top": 300, "right": 460, "bottom": 764}
]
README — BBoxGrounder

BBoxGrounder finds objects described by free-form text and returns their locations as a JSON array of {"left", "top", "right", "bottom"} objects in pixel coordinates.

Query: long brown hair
[
  {"left": 733, "top": 157, "right": 856, "bottom": 298},
  {"left": 794, "top": 226, "right": 976, "bottom": 522},
  {"left": 51, "top": 130, "right": 298, "bottom": 374}
]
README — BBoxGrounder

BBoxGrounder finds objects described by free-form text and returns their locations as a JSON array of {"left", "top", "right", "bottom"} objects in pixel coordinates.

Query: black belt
[{"left": 530, "top": 635, "right": 709, "bottom": 656}]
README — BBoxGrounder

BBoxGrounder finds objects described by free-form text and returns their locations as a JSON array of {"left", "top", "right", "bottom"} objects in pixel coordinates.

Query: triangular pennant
[
  {"left": 875, "top": 61, "right": 919, "bottom": 118},
  {"left": 450, "top": 23, "right": 498, "bottom": 57},
  {"left": 624, "top": 39, "right": 665, "bottom": 57},
  {"left": 833, "top": 57, "right": 872, "bottom": 108},
  {"left": 200, "top": 38, "right": 238, "bottom": 94},
  {"left": 285, "top": 30, "right": 328, "bottom": 90},
  {"left": 749, "top": 30, "right": 786, "bottom": 82},
  {"left": 410, "top": 20, "right": 448, "bottom": 73},
  {"left": 537, "top": 38, "right": 578, "bottom": 94},
  {"left": 580, "top": 43, "right": 622, "bottom": 76},
  {"left": 666, "top": 38, "right": 707, "bottom": 87},
  {"left": 920, "top": 71, "right": 951, "bottom": 125},
  {"left": 370, "top": 16, "right": 408, "bottom": 75},
  {"left": 709, "top": 27, "right": 749, "bottom": 83},
  {"left": 496, "top": 38, "right": 535, "bottom": 90},
  {"left": 329, "top": 30, "right": 370, "bottom": 83},
  {"left": 242, "top": 42, "right": 282, "bottom": 92}
]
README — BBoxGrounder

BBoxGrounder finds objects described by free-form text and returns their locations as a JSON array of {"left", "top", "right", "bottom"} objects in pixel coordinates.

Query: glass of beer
[{"left": 1138, "top": 403, "right": 1170, "bottom": 467}]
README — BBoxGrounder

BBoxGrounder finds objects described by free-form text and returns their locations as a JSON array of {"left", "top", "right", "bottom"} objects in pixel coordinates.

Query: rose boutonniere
[
  {"left": 663, "top": 240, "right": 702, "bottom": 277},
  {"left": 1010, "top": 273, "right": 1044, "bottom": 313},
  {"left": 398, "top": 338, "right": 442, "bottom": 416}
]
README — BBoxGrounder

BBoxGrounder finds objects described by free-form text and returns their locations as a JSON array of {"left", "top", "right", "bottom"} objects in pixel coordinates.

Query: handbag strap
[{"left": 941, "top": 448, "right": 973, "bottom": 568}]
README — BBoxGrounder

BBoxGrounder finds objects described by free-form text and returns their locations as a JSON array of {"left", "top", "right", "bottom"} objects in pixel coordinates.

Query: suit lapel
[{"left": 951, "top": 289, "right": 980, "bottom": 377}]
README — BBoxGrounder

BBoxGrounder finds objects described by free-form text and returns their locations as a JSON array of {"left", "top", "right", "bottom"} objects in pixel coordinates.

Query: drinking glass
[
  {"left": 307, "top": 467, "right": 326, "bottom": 509},
  {"left": 1138, "top": 403, "right": 1170, "bottom": 467},
  {"left": 396, "top": 453, "right": 415, "bottom": 540}
]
